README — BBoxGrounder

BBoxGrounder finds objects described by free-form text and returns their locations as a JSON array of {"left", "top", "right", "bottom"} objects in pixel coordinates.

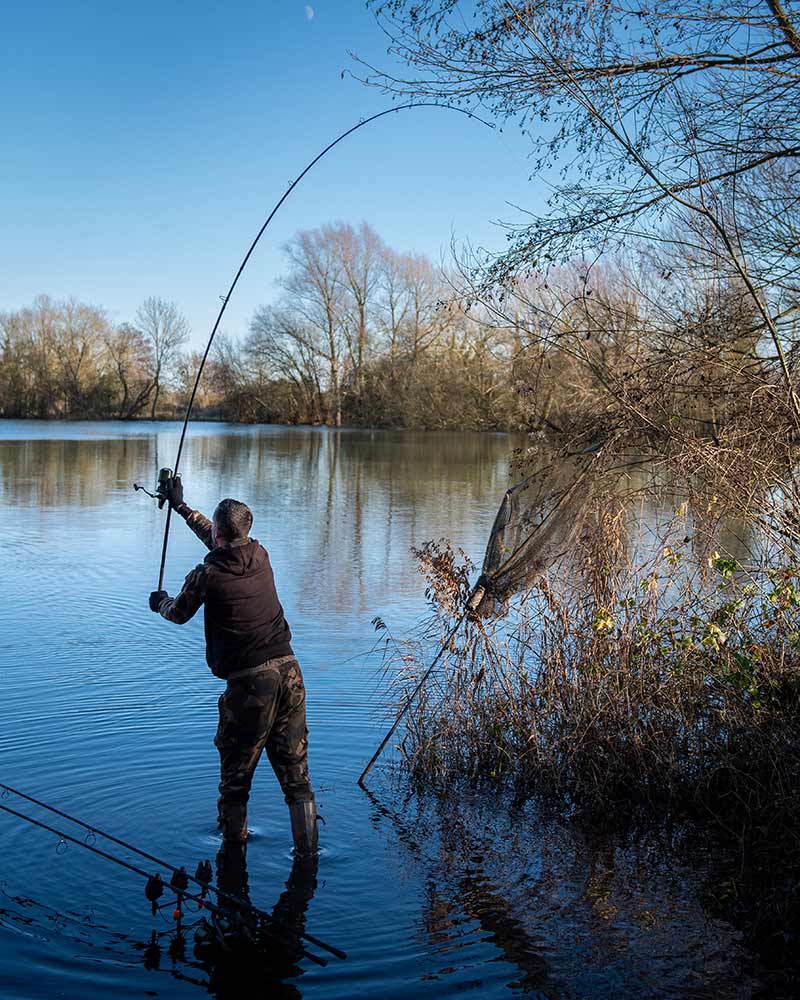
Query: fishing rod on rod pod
[
  {"left": 0, "top": 782, "right": 345, "bottom": 963},
  {"left": 0, "top": 799, "right": 328, "bottom": 965},
  {"left": 133, "top": 103, "right": 496, "bottom": 591}
]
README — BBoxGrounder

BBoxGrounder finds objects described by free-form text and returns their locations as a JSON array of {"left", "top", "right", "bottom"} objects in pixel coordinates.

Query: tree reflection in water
[{"left": 363, "top": 783, "right": 761, "bottom": 1000}]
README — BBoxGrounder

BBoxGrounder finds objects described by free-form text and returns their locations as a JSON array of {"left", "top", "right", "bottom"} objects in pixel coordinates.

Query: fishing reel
[
  {"left": 155, "top": 468, "right": 176, "bottom": 509},
  {"left": 133, "top": 467, "right": 180, "bottom": 509}
]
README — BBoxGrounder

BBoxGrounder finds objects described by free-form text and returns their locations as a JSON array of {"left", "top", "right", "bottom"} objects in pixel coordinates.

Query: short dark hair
[{"left": 214, "top": 498, "right": 253, "bottom": 541}]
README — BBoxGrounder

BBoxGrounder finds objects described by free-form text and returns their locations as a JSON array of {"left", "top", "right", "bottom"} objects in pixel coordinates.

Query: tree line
[
  {"left": 4, "top": 218, "right": 795, "bottom": 444},
  {"left": 0, "top": 223, "right": 529, "bottom": 430},
  {"left": 0, "top": 294, "right": 189, "bottom": 421}
]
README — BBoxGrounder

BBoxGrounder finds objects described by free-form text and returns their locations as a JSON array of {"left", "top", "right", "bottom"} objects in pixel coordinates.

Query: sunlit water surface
[{"left": 0, "top": 421, "right": 766, "bottom": 999}]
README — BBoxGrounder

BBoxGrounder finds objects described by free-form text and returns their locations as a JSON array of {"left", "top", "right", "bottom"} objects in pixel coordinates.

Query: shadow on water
[{"left": 186, "top": 844, "right": 319, "bottom": 1000}]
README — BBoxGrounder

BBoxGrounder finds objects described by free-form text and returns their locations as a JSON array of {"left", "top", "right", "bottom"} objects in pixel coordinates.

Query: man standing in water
[{"left": 148, "top": 476, "right": 318, "bottom": 855}]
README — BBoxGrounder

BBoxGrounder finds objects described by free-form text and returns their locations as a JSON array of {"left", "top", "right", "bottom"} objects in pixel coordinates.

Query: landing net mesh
[{"left": 469, "top": 445, "right": 603, "bottom": 617}]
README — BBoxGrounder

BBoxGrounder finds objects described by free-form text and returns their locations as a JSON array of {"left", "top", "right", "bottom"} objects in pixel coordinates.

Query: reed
[{"left": 381, "top": 499, "right": 800, "bottom": 953}]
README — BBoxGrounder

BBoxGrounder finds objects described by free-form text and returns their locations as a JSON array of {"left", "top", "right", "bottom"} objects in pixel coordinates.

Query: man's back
[
  {"left": 202, "top": 538, "right": 293, "bottom": 676},
  {"left": 155, "top": 504, "right": 293, "bottom": 677},
  {"left": 150, "top": 486, "right": 318, "bottom": 853}
]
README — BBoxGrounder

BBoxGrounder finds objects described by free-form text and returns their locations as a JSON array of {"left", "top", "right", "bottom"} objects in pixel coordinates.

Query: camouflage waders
[{"left": 214, "top": 655, "right": 314, "bottom": 844}]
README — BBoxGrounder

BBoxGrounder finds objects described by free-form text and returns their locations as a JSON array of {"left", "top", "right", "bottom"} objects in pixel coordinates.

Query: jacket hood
[{"left": 205, "top": 538, "right": 266, "bottom": 576}]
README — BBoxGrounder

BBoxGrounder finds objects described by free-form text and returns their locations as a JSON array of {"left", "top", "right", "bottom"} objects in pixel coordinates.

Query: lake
[{"left": 0, "top": 421, "right": 761, "bottom": 999}]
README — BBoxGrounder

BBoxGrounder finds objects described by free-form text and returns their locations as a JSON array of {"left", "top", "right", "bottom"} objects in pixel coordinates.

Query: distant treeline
[
  {"left": 0, "top": 223, "right": 531, "bottom": 431},
  {"left": 2, "top": 220, "right": 772, "bottom": 436}
]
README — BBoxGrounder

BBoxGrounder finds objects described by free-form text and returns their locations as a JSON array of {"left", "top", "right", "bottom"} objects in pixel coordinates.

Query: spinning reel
[{"left": 133, "top": 467, "right": 180, "bottom": 509}]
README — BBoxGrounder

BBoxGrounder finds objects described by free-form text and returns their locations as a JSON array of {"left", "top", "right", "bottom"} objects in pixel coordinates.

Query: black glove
[
  {"left": 164, "top": 474, "right": 184, "bottom": 509},
  {"left": 149, "top": 590, "right": 168, "bottom": 613}
]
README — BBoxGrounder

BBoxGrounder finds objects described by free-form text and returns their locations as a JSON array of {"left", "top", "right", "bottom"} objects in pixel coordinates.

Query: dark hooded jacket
[{"left": 157, "top": 506, "right": 293, "bottom": 678}]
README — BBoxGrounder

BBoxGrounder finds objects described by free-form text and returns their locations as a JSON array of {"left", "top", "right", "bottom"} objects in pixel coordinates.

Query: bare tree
[
  {"left": 376, "top": 248, "right": 412, "bottom": 362},
  {"left": 338, "top": 222, "right": 384, "bottom": 402},
  {"left": 105, "top": 323, "right": 155, "bottom": 419},
  {"left": 135, "top": 296, "right": 189, "bottom": 418},
  {"left": 377, "top": 251, "right": 448, "bottom": 362},
  {"left": 55, "top": 300, "right": 109, "bottom": 413},
  {"left": 0, "top": 296, "right": 115, "bottom": 417},
  {"left": 248, "top": 305, "right": 328, "bottom": 423},
  {"left": 278, "top": 226, "right": 352, "bottom": 425},
  {"left": 363, "top": 0, "right": 800, "bottom": 413},
  {"left": 245, "top": 222, "right": 526, "bottom": 428}
]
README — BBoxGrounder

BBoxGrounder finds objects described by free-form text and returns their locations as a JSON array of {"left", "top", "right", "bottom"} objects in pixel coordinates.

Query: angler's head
[{"left": 212, "top": 498, "right": 253, "bottom": 547}]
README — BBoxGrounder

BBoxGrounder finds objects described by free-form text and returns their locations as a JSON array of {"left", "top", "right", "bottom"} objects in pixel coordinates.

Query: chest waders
[{"left": 213, "top": 654, "right": 317, "bottom": 853}]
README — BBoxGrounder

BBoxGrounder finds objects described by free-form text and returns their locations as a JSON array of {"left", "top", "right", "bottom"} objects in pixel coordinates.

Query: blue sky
[{"left": 1, "top": 1, "right": 542, "bottom": 348}]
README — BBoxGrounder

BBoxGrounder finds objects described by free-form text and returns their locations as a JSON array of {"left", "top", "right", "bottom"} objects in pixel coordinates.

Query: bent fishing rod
[
  {"left": 146, "top": 102, "right": 494, "bottom": 591},
  {"left": 0, "top": 781, "right": 345, "bottom": 962}
]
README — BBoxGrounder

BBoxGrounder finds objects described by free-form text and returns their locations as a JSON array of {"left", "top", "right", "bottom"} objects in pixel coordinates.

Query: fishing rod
[
  {"left": 0, "top": 781, "right": 345, "bottom": 962},
  {"left": 143, "top": 102, "right": 495, "bottom": 590},
  {"left": 0, "top": 798, "right": 328, "bottom": 965}
]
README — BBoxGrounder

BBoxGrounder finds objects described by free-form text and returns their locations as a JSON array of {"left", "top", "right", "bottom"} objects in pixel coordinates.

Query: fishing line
[
  {"left": 155, "top": 101, "right": 495, "bottom": 590},
  {"left": 0, "top": 781, "right": 345, "bottom": 962}
]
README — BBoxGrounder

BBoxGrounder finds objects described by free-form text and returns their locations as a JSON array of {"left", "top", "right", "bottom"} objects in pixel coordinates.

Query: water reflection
[
  {"left": 0, "top": 423, "right": 519, "bottom": 620},
  {"left": 0, "top": 435, "right": 153, "bottom": 507},
  {"left": 190, "top": 844, "right": 319, "bottom": 1000},
  {"left": 0, "top": 422, "right": 761, "bottom": 606},
  {"left": 366, "top": 783, "right": 758, "bottom": 1000},
  {"left": 0, "top": 848, "right": 321, "bottom": 1000}
]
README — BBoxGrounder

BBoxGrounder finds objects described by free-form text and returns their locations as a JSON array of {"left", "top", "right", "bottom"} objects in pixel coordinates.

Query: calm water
[{"left": 0, "top": 421, "right": 761, "bottom": 999}]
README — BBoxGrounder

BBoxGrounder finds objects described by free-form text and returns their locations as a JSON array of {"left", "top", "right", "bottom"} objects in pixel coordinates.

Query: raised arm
[
  {"left": 174, "top": 503, "right": 214, "bottom": 551},
  {"left": 163, "top": 474, "right": 214, "bottom": 551}
]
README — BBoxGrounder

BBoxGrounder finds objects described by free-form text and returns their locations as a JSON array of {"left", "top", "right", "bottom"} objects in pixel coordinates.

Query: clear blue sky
[{"left": 0, "top": 1, "right": 542, "bottom": 348}]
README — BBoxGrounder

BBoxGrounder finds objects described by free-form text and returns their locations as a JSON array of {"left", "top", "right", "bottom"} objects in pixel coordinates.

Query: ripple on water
[{"left": 1, "top": 423, "right": 778, "bottom": 999}]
